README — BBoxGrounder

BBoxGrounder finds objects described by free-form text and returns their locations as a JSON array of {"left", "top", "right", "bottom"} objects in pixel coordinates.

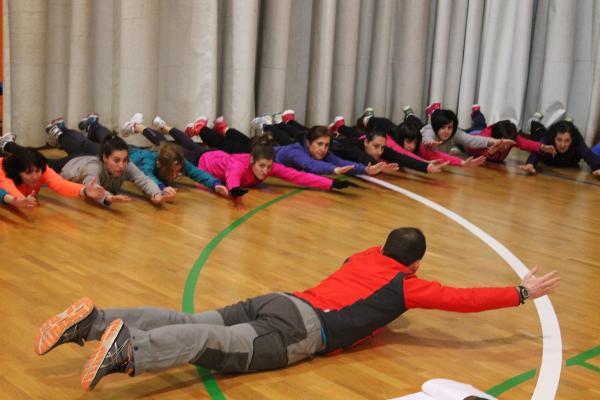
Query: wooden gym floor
[{"left": 0, "top": 151, "right": 598, "bottom": 399}]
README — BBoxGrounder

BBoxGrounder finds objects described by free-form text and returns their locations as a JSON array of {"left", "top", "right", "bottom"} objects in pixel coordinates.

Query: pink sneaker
[
  {"left": 329, "top": 116, "right": 345, "bottom": 134},
  {"left": 213, "top": 116, "right": 229, "bottom": 135},
  {"left": 185, "top": 116, "right": 208, "bottom": 137},
  {"left": 282, "top": 109, "right": 295, "bottom": 123},
  {"left": 425, "top": 101, "right": 441, "bottom": 116}
]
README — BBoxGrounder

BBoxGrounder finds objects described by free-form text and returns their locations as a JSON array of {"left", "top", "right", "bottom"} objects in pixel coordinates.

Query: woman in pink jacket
[{"left": 198, "top": 145, "right": 356, "bottom": 197}]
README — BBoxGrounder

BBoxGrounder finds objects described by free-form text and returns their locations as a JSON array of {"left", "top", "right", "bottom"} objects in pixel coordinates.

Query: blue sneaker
[{"left": 78, "top": 113, "right": 99, "bottom": 132}]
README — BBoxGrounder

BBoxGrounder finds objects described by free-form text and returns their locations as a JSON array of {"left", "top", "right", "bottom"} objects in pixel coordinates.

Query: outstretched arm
[
  {"left": 405, "top": 266, "right": 559, "bottom": 312},
  {"left": 1, "top": 189, "right": 37, "bottom": 208}
]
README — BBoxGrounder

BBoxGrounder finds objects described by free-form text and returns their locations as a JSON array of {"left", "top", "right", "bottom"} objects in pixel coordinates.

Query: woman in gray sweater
[{"left": 44, "top": 119, "right": 166, "bottom": 206}]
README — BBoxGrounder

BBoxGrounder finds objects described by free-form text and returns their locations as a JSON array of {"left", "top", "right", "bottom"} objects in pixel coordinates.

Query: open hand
[
  {"left": 365, "top": 162, "right": 389, "bottom": 175},
  {"left": 83, "top": 178, "right": 106, "bottom": 201},
  {"left": 540, "top": 144, "right": 556, "bottom": 156},
  {"left": 518, "top": 164, "right": 537, "bottom": 174},
  {"left": 461, "top": 156, "right": 486, "bottom": 168},
  {"left": 333, "top": 165, "right": 355, "bottom": 175},
  {"left": 6, "top": 194, "right": 37, "bottom": 208},
  {"left": 162, "top": 186, "right": 177, "bottom": 197},
  {"left": 422, "top": 139, "right": 443, "bottom": 148},
  {"left": 381, "top": 163, "right": 399, "bottom": 173},
  {"left": 520, "top": 266, "right": 560, "bottom": 300},
  {"left": 426, "top": 159, "right": 449, "bottom": 173}
]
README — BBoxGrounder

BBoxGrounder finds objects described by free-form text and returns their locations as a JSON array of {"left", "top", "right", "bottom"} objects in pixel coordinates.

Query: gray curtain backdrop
[{"left": 4, "top": 0, "right": 600, "bottom": 147}]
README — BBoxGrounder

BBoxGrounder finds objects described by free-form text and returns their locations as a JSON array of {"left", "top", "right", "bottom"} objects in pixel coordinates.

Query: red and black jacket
[{"left": 293, "top": 246, "right": 520, "bottom": 354}]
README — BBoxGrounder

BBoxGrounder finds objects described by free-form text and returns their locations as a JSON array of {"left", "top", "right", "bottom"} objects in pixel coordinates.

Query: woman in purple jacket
[{"left": 274, "top": 125, "right": 389, "bottom": 176}]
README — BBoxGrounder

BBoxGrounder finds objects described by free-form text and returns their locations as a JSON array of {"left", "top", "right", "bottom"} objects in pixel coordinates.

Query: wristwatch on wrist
[{"left": 518, "top": 285, "right": 530, "bottom": 304}]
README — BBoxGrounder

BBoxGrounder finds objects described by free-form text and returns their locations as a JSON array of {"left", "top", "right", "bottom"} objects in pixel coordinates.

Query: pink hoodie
[{"left": 198, "top": 151, "right": 333, "bottom": 190}]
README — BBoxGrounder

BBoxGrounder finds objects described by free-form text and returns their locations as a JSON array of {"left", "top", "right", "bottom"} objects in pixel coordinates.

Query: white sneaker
[
  {"left": 532, "top": 111, "right": 543, "bottom": 122},
  {"left": 122, "top": 113, "right": 144, "bottom": 136},
  {"left": 362, "top": 107, "right": 374, "bottom": 126},
  {"left": 0, "top": 132, "right": 16, "bottom": 151},
  {"left": 47, "top": 125, "right": 63, "bottom": 148},
  {"left": 152, "top": 116, "right": 166, "bottom": 130},
  {"left": 272, "top": 112, "right": 283, "bottom": 124},
  {"left": 250, "top": 115, "right": 273, "bottom": 137}
]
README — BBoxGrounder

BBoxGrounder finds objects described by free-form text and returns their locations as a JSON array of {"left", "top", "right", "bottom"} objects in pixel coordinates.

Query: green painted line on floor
[
  {"left": 486, "top": 369, "right": 536, "bottom": 397},
  {"left": 181, "top": 189, "right": 305, "bottom": 399},
  {"left": 566, "top": 345, "right": 600, "bottom": 373}
]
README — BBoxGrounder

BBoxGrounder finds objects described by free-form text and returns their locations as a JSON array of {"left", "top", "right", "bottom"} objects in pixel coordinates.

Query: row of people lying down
[
  {"left": 1, "top": 104, "right": 598, "bottom": 208},
  {"left": 180, "top": 104, "right": 598, "bottom": 175},
  {"left": 391, "top": 103, "right": 599, "bottom": 174},
  {"left": 188, "top": 103, "right": 599, "bottom": 175},
  {"left": 0, "top": 113, "right": 366, "bottom": 208},
  {"left": 0, "top": 106, "right": 455, "bottom": 209}
]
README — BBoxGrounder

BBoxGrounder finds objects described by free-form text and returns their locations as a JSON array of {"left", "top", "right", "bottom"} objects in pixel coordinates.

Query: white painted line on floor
[{"left": 358, "top": 175, "right": 562, "bottom": 400}]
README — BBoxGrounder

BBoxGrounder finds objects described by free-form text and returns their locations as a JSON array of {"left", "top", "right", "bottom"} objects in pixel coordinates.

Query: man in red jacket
[{"left": 35, "top": 228, "right": 560, "bottom": 391}]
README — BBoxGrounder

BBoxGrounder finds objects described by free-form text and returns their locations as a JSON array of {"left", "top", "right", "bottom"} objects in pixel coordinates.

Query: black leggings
[
  {"left": 142, "top": 127, "right": 213, "bottom": 165},
  {"left": 367, "top": 116, "right": 426, "bottom": 134},
  {"left": 338, "top": 125, "right": 362, "bottom": 139},
  {"left": 264, "top": 120, "right": 306, "bottom": 145},
  {"left": 46, "top": 123, "right": 116, "bottom": 172},
  {"left": 199, "top": 127, "right": 252, "bottom": 154}
]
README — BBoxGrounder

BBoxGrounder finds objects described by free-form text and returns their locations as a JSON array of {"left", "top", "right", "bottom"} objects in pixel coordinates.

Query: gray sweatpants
[{"left": 86, "top": 293, "right": 324, "bottom": 374}]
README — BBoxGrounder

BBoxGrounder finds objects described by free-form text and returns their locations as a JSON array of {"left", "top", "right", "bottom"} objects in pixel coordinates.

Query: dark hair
[
  {"left": 99, "top": 134, "right": 129, "bottom": 160},
  {"left": 364, "top": 129, "right": 387, "bottom": 142},
  {"left": 306, "top": 126, "right": 332, "bottom": 144},
  {"left": 431, "top": 109, "right": 458, "bottom": 138},
  {"left": 391, "top": 122, "right": 422, "bottom": 154},
  {"left": 382, "top": 227, "right": 426, "bottom": 266},
  {"left": 250, "top": 144, "right": 275, "bottom": 162},
  {"left": 490, "top": 120, "right": 518, "bottom": 140},
  {"left": 2, "top": 148, "right": 48, "bottom": 185},
  {"left": 156, "top": 142, "right": 184, "bottom": 183},
  {"left": 547, "top": 120, "right": 582, "bottom": 147},
  {"left": 251, "top": 131, "right": 279, "bottom": 147}
]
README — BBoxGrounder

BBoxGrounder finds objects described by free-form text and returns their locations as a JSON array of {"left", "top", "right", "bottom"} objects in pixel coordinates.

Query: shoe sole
[
  {"left": 34, "top": 297, "right": 95, "bottom": 356},
  {"left": 81, "top": 319, "right": 124, "bottom": 391}
]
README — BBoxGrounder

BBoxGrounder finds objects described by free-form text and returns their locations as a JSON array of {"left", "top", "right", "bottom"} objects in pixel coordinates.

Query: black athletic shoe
[
  {"left": 34, "top": 297, "right": 97, "bottom": 355},
  {"left": 81, "top": 319, "right": 134, "bottom": 391}
]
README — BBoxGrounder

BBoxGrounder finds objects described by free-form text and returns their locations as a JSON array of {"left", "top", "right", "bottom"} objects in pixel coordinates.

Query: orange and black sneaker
[
  {"left": 81, "top": 319, "right": 134, "bottom": 391},
  {"left": 34, "top": 297, "right": 97, "bottom": 356}
]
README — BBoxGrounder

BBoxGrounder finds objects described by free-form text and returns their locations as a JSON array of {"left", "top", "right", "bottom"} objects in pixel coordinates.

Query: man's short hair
[{"left": 382, "top": 227, "right": 426, "bottom": 266}]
